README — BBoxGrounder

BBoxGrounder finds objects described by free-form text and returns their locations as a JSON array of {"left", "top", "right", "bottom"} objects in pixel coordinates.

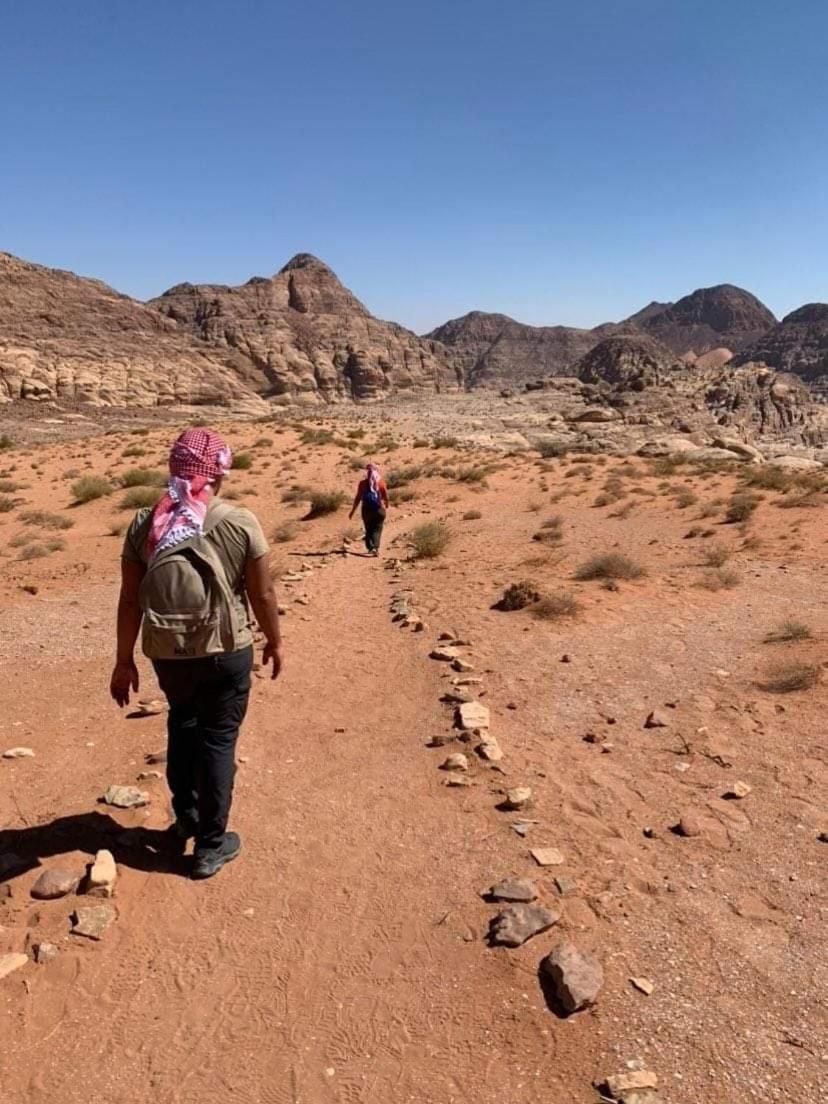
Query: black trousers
[
  {"left": 152, "top": 646, "right": 253, "bottom": 850},
  {"left": 362, "top": 505, "right": 386, "bottom": 552}
]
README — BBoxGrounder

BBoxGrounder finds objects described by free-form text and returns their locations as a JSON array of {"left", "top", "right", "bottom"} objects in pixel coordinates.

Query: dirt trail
[{"left": 1, "top": 531, "right": 596, "bottom": 1104}]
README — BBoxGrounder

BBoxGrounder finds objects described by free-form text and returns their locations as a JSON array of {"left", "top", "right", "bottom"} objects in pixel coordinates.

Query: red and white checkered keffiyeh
[{"left": 146, "top": 429, "right": 233, "bottom": 560}]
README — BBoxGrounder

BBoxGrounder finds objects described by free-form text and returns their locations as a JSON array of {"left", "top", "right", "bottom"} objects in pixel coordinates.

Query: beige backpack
[{"left": 138, "top": 502, "right": 238, "bottom": 660}]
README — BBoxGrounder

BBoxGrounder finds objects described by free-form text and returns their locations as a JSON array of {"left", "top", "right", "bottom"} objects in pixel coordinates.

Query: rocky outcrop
[
  {"left": 733, "top": 304, "right": 828, "bottom": 391},
  {"left": 0, "top": 253, "right": 261, "bottom": 409},
  {"left": 629, "top": 284, "right": 776, "bottom": 357},
  {"left": 575, "top": 335, "right": 679, "bottom": 391},
  {"left": 151, "top": 254, "right": 463, "bottom": 403},
  {"left": 705, "top": 364, "right": 824, "bottom": 441},
  {"left": 426, "top": 311, "right": 597, "bottom": 388}
]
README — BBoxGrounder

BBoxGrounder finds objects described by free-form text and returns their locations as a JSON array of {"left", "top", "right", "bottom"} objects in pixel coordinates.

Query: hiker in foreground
[
  {"left": 109, "top": 428, "right": 282, "bottom": 879},
  {"left": 348, "top": 462, "right": 389, "bottom": 556}
]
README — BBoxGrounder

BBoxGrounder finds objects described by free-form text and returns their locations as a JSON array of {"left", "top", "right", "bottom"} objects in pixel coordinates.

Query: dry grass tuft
[
  {"left": 764, "top": 619, "right": 812, "bottom": 643},
  {"left": 306, "top": 490, "right": 347, "bottom": 518},
  {"left": 697, "top": 568, "right": 741, "bottom": 591},
  {"left": 531, "top": 592, "right": 581, "bottom": 620},
  {"left": 410, "top": 520, "right": 451, "bottom": 560},
  {"left": 575, "top": 552, "right": 646, "bottom": 581},
  {"left": 71, "top": 476, "right": 113, "bottom": 504},
  {"left": 758, "top": 661, "right": 821, "bottom": 694},
  {"left": 272, "top": 521, "right": 299, "bottom": 543}
]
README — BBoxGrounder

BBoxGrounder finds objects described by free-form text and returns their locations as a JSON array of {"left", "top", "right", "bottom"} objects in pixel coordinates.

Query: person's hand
[
  {"left": 348, "top": 509, "right": 354, "bottom": 520},
  {"left": 110, "top": 659, "right": 139, "bottom": 707},
  {"left": 263, "top": 641, "right": 283, "bottom": 680}
]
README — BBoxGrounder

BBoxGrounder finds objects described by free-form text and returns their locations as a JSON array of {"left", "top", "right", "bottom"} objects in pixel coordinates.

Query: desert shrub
[
  {"left": 575, "top": 553, "right": 646, "bottom": 581},
  {"left": 0, "top": 495, "right": 15, "bottom": 513},
  {"left": 765, "top": 619, "right": 812, "bottom": 643},
  {"left": 386, "top": 465, "right": 423, "bottom": 488},
  {"left": 44, "top": 538, "right": 66, "bottom": 553},
  {"left": 20, "top": 543, "right": 49, "bottom": 560},
  {"left": 532, "top": 592, "right": 582, "bottom": 620},
  {"left": 20, "top": 510, "right": 73, "bottom": 531},
  {"left": 307, "top": 490, "right": 347, "bottom": 518},
  {"left": 9, "top": 532, "right": 34, "bottom": 547},
  {"left": 254, "top": 436, "right": 274, "bottom": 448},
  {"left": 120, "top": 487, "right": 162, "bottom": 510},
  {"left": 272, "top": 521, "right": 299, "bottom": 543},
  {"left": 702, "top": 543, "right": 731, "bottom": 567},
  {"left": 231, "top": 452, "right": 253, "bottom": 471},
  {"left": 742, "top": 466, "right": 792, "bottom": 492},
  {"left": 299, "top": 427, "right": 335, "bottom": 446},
  {"left": 697, "top": 568, "right": 741, "bottom": 590},
  {"left": 0, "top": 434, "right": 13, "bottom": 450},
  {"left": 614, "top": 463, "right": 640, "bottom": 478},
  {"left": 675, "top": 488, "right": 698, "bottom": 509},
  {"left": 223, "top": 489, "right": 242, "bottom": 501},
  {"left": 542, "top": 514, "right": 564, "bottom": 530},
  {"left": 412, "top": 438, "right": 430, "bottom": 448},
  {"left": 394, "top": 488, "right": 417, "bottom": 503},
  {"left": 776, "top": 491, "right": 822, "bottom": 509},
  {"left": 0, "top": 480, "right": 22, "bottom": 493},
  {"left": 455, "top": 465, "right": 489, "bottom": 485},
  {"left": 759, "top": 661, "right": 820, "bottom": 693},
  {"left": 462, "top": 510, "right": 482, "bottom": 521},
  {"left": 346, "top": 428, "right": 366, "bottom": 440},
  {"left": 495, "top": 581, "right": 540, "bottom": 611},
  {"left": 281, "top": 484, "right": 313, "bottom": 504},
  {"left": 537, "top": 440, "right": 568, "bottom": 459},
  {"left": 698, "top": 501, "right": 720, "bottom": 519},
  {"left": 432, "top": 435, "right": 458, "bottom": 449},
  {"left": 648, "top": 455, "right": 690, "bottom": 476},
  {"left": 121, "top": 468, "right": 165, "bottom": 488},
  {"left": 611, "top": 500, "right": 637, "bottom": 519},
  {"left": 130, "top": 427, "right": 150, "bottom": 436},
  {"left": 122, "top": 444, "right": 147, "bottom": 458},
  {"left": 71, "top": 476, "right": 113, "bottom": 503},
  {"left": 725, "top": 492, "right": 760, "bottom": 524},
  {"left": 533, "top": 528, "right": 563, "bottom": 544},
  {"left": 593, "top": 493, "right": 613, "bottom": 508},
  {"left": 410, "top": 520, "right": 451, "bottom": 559}
]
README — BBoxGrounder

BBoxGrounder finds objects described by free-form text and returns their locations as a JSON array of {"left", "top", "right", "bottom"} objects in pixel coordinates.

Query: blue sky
[{"left": 1, "top": 1, "right": 826, "bottom": 331}]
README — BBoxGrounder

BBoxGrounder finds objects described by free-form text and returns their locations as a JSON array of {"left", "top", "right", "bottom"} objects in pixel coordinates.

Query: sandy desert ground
[{"left": 0, "top": 404, "right": 826, "bottom": 1103}]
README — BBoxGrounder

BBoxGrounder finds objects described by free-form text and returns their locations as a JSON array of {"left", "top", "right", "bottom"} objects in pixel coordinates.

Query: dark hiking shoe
[
  {"left": 191, "top": 832, "right": 242, "bottom": 880},
  {"left": 163, "top": 816, "right": 199, "bottom": 854}
]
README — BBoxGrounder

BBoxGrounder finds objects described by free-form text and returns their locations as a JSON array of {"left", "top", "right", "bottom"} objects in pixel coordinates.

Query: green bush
[
  {"left": 496, "top": 580, "right": 540, "bottom": 611},
  {"left": 0, "top": 495, "right": 15, "bottom": 513},
  {"left": 121, "top": 468, "right": 166, "bottom": 488},
  {"left": 120, "top": 487, "right": 162, "bottom": 510},
  {"left": 122, "top": 444, "right": 147, "bottom": 458},
  {"left": 71, "top": 476, "right": 114, "bottom": 504},
  {"left": 410, "top": 520, "right": 451, "bottom": 559},
  {"left": 0, "top": 434, "right": 13, "bottom": 450},
  {"left": 231, "top": 452, "right": 253, "bottom": 470},
  {"left": 307, "top": 490, "right": 347, "bottom": 518},
  {"left": 575, "top": 553, "right": 646, "bottom": 581}
]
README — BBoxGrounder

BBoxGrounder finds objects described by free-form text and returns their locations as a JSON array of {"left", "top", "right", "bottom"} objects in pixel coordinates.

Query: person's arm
[
  {"left": 348, "top": 482, "right": 363, "bottom": 519},
  {"left": 245, "top": 554, "right": 283, "bottom": 679},
  {"left": 110, "top": 558, "right": 146, "bottom": 706},
  {"left": 380, "top": 481, "right": 389, "bottom": 510}
]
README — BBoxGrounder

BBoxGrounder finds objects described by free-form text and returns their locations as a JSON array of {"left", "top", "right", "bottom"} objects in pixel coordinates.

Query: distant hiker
[
  {"left": 348, "top": 462, "right": 389, "bottom": 556},
  {"left": 110, "top": 428, "right": 283, "bottom": 879}
]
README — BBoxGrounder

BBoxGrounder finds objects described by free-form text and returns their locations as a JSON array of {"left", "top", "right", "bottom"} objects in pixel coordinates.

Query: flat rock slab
[
  {"left": 489, "top": 904, "right": 559, "bottom": 947},
  {"left": 30, "top": 867, "right": 80, "bottom": 900},
  {"left": 457, "top": 702, "right": 490, "bottom": 731},
  {"left": 477, "top": 737, "right": 503, "bottom": 762},
  {"left": 102, "top": 785, "right": 149, "bottom": 809},
  {"left": 531, "top": 847, "right": 565, "bottom": 867},
  {"left": 542, "top": 941, "right": 603, "bottom": 1013},
  {"left": 606, "top": 1070, "right": 659, "bottom": 1101},
  {"left": 2, "top": 747, "right": 35, "bottom": 759},
  {"left": 451, "top": 658, "right": 475, "bottom": 673},
  {"left": 430, "top": 647, "right": 458, "bottom": 662},
  {"left": 72, "top": 904, "right": 116, "bottom": 940},
  {"left": 32, "top": 941, "right": 59, "bottom": 964},
  {"left": 0, "top": 953, "right": 29, "bottom": 980},
  {"left": 488, "top": 878, "right": 538, "bottom": 902}
]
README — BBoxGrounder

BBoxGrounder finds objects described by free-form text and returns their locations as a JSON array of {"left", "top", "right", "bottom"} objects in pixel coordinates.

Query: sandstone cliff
[{"left": 151, "top": 254, "right": 463, "bottom": 403}]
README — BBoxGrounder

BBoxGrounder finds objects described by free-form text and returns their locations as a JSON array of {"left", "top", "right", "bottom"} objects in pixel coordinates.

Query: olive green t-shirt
[{"left": 122, "top": 499, "right": 269, "bottom": 653}]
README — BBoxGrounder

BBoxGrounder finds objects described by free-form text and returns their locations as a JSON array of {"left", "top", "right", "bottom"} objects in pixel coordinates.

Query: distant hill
[
  {"left": 733, "top": 303, "right": 828, "bottom": 389},
  {"left": 628, "top": 284, "right": 776, "bottom": 356}
]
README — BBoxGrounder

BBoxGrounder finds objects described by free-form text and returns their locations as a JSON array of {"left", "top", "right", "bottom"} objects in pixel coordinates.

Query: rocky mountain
[
  {"left": 151, "top": 254, "right": 462, "bottom": 403},
  {"left": 575, "top": 334, "right": 679, "bottom": 391},
  {"left": 629, "top": 284, "right": 776, "bottom": 357},
  {"left": 733, "top": 304, "right": 828, "bottom": 390},
  {"left": 0, "top": 252, "right": 261, "bottom": 409},
  {"left": 426, "top": 311, "right": 597, "bottom": 388}
]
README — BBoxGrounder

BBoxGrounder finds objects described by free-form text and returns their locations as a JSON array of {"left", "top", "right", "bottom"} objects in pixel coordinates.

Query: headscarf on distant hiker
[
  {"left": 146, "top": 428, "right": 233, "bottom": 560},
  {"left": 366, "top": 462, "right": 382, "bottom": 498}
]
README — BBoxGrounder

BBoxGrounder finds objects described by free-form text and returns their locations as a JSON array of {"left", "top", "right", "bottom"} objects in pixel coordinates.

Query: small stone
[
  {"left": 457, "top": 701, "right": 490, "bottom": 731},
  {"left": 561, "top": 654, "right": 572, "bottom": 663},
  {"left": 451, "top": 657, "right": 475, "bottom": 673},
  {"left": 818, "top": 832, "right": 828, "bottom": 844},
  {"left": 476, "top": 737, "right": 503, "bottom": 762},
  {"left": 442, "top": 690, "right": 474, "bottom": 704},
  {"left": 643, "top": 827, "right": 656, "bottom": 839},
  {"left": 437, "top": 631, "right": 454, "bottom": 641},
  {"left": 102, "top": 785, "right": 149, "bottom": 809},
  {"left": 454, "top": 677, "right": 483, "bottom": 686},
  {"left": 0, "top": 953, "right": 29, "bottom": 980},
  {"left": 541, "top": 941, "right": 604, "bottom": 1013},
  {"left": 630, "top": 975, "right": 655, "bottom": 996},
  {"left": 644, "top": 710, "right": 669, "bottom": 729},
  {"left": 133, "top": 699, "right": 165, "bottom": 717},
  {"left": 85, "top": 850, "right": 117, "bottom": 898},
  {"left": 554, "top": 875, "right": 577, "bottom": 896},
  {"left": 605, "top": 1070, "right": 659, "bottom": 1100},
  {"left": 2, "top": 747, "right": 35, "bottom": 759},
  {"left": 428, "top": 733, "right": 456, "bottom": 747},
  {"left": 440, "top": 753, "right": 469, "bottom": 772},
  {"left": 725, "top": 780, "right": 751, "bottom": 799},
  {"left": 503, "top": 787, "right": 531, "bottom": 810},
  {"left": 488, "top": 878, "right": 538, "bottom": 903},
  {"left": 430, "top": 647, "right": 458, "bottom": 662},
  {"left": 530, "top": 847, "right": 564, "bottom": 867},
  {"left": 145, "top": 750, "right": 166, "bottom": 765},
  {"left": 445, "top": 775, "right": 473, "bottom": 787},
  {"left": 676, "top": 812, "right": 703, "bottom": 837},
  {"left": 32, "top": 941, "right": 59, "bottom": 964},
  {"left": 511, "top": 821, "right": 533, "bottom": 837},
  {"left": 0, "top": 883, "right": 11, "bottom": 902},
  {"left": 137, "top": 770, "right": 162, "bottom": 781},
  {"left": 30, "top": 868, "right": 79, "bottom": 900},
  {"left": 72, "top": 904, "right": 116, "bottom": 940},
  {"left": 489, "top": 903, "right": 560, "bottom": 947}
]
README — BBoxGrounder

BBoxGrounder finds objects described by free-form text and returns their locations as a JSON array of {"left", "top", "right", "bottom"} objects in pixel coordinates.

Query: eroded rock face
[
  {"left": 0, "top": 253, "right": 261, "bottom": 410},
  {"left": 151, "top": 254, "right": 463, "bottom": 404},
  {"left": 734, "top": 303, "right": 828, "bottom": 391},
  {"left": 575, "top": 335, "right": 678, "bottom": 390},
  {"left": 705, "top": 364, "right": 825, "bottom": 441}
]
